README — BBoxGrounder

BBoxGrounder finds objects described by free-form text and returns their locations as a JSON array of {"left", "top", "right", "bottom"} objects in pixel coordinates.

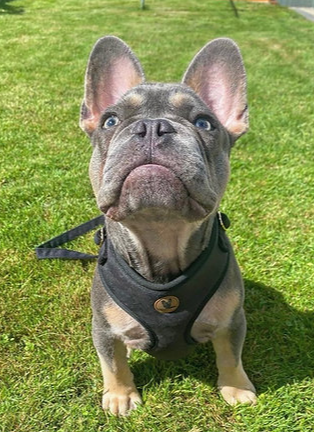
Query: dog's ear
[
  {"left": 80, "top": 36, "right": 144, "bottom": 135},
  {"left": 182, "top": 38, "right": 248, "bottom": 140}
]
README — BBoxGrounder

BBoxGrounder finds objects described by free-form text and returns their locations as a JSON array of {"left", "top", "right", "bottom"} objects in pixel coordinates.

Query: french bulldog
[{"left": 80, "top": 36, "right": 256, "bottom": 416}]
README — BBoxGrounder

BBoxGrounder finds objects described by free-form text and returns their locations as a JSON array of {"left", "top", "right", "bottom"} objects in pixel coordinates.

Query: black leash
[
  {"left": 35, "top": 215, "right": 104, "bottom": 260},
  {"left": 35, "top": 212, "right": 230, "bottom": 262}
]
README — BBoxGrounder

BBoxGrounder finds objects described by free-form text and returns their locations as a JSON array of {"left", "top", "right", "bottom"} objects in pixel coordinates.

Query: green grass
[{"left": 1, "top": 0, "right": 314, "bottom": 430}]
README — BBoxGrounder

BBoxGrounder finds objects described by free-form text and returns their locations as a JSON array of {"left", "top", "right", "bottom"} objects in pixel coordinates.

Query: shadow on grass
[
  {"left": 0, "top": 0, "right": 24, "bottom": 15},
  {"left": 131, "top": 279, "right": 314, "bottom": 394},
  {"left": 243, "top": 279, "right": 314, "bottom": 391}
]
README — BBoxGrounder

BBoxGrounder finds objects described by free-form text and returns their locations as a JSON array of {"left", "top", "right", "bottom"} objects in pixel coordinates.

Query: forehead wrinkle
[{"left": 120, "top": 83, "right": 207, "bottom": 120}]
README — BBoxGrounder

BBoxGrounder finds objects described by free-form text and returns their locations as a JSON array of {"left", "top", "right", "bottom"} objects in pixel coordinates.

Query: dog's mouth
[{"left": 100, "top": 164, "right": 210, "bottom": 221}]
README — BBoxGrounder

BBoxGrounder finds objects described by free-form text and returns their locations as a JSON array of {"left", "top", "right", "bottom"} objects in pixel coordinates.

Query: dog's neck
[{"left": 106, "top": 211, "right": 215, "bottom": 283}]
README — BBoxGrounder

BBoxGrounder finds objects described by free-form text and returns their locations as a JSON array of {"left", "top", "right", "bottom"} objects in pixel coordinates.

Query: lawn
[{"left": 1, "top": 0, "right": 314, "bottom": 431}]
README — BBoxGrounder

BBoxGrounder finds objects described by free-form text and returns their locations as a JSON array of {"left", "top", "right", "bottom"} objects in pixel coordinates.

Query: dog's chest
[{"left": 103, "top": 298, "right": 217, "bottom": 349}]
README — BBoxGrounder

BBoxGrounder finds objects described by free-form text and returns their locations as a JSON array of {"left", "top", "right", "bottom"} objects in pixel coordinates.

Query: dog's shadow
[{"left": 131, "top": 280, "right": 314, "bottom": 393}]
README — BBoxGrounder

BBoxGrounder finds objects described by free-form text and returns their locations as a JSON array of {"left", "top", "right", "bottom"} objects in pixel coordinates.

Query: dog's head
[{"left": 80, "top": 36, "right": 248, "bottom": 223}]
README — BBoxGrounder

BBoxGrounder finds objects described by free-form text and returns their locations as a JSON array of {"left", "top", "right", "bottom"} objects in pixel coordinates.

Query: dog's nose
[{"left": 132, "top": 119, "right": 176, "bottom": 138}]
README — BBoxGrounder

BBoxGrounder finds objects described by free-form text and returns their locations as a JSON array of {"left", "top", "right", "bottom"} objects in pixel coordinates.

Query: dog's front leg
[
  {"left": 212, "top": 308, "right": 256, "bottom": 405},
  {"left": 93, "top": 319, "right": 142, "bottom": 416},
  {"left": 97, "top": 341, "right": 142, "bottom": 416}
]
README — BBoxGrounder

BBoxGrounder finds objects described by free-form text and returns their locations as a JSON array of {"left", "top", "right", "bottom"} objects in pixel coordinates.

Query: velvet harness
[{"left": 97, "top": 214, "right": 230, "bottom": 360}]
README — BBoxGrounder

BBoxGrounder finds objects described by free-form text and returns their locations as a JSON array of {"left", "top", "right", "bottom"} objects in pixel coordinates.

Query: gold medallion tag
[{"left": 154, "top": 296, "right": 180, "bottom": 313}]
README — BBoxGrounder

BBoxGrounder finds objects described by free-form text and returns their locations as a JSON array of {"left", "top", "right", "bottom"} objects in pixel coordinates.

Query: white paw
[
  {"left": 220, "top": 385, "right": 257, "bottom": 406},
  {"left": 102, "top": 389, "right": 142, "bottom": 416}
]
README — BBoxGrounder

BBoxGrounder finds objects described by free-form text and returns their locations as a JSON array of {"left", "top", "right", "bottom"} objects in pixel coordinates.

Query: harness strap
[
  {"left": 97, "top": 215, "right": 230, "bottom": 360},
  {"left": 35, "top": 215, "right": 104, "bottom": 260}
]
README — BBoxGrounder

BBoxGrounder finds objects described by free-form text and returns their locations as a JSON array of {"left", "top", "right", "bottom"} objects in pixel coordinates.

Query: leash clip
[
  {"left": 218, "top": 211, "right": 230, "bottom": 231},
  {"left": 94, "top": 227, "right": 106, "bottom": 246}
]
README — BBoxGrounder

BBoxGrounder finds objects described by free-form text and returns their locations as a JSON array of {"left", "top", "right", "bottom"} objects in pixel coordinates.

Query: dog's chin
[{"left": 102, "top": 164, "right": 210, "bottom": 222}]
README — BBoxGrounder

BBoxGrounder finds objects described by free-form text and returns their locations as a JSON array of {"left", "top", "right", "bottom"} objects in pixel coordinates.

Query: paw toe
[
  {"left": 220, "top": 386, "right": 257, "bottom": 406},
  {"left": 102, "top": 390, "right": 142, "bottom": 416}
]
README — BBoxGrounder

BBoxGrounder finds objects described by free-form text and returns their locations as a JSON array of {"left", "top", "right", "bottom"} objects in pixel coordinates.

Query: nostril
[
  {"left": 132, "top": 121, "right": 147, "bottom": 137},
  {"left": 157, "top": 120, "right": 176, "bottom": 136},
  {"left": 132, "top": 119, "right": 176, "bottom": 139}
]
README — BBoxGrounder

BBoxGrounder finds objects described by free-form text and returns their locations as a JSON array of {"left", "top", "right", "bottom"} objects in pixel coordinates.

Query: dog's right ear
[{"left": 80, "top": 36, "right": 145, "bottom": 136}]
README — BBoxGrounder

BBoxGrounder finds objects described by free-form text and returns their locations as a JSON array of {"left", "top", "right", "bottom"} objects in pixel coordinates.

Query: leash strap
[
  {"left": 35, "top": 215, "right": 104, "bottom": 260},
  {"left": 35, "top": 212, "right": 230, "bottom": 262}
]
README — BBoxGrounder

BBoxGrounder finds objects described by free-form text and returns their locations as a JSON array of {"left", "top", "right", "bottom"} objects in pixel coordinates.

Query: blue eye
[
  {"left": 194, "top": 118, "right": 212, "bottom": 131},
  {"left": 103, "top": 115, "right": 119, "bottom": 129}
]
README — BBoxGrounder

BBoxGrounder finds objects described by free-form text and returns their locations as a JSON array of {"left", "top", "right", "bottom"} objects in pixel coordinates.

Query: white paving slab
[{"left": 291, "top": 7, "right": 314, "bottom": 22}]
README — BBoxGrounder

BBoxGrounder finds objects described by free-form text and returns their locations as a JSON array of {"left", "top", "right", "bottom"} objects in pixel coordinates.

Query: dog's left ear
[
  {"left": 182, "top": 38, "right": 248, "bottom": 140},
  {"left": 80, "top": 36, "right": 144, "bottom": 136}
]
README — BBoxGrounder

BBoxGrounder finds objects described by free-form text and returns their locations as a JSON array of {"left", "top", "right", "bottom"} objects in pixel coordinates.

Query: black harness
[{"left": 36, "top": 213, "right": 230, "bottom": 360}]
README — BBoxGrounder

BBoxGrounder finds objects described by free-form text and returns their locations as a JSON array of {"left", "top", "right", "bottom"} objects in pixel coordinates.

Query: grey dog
[{"left": 80, "top": 36, "right": 256, "bottom": 416}]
